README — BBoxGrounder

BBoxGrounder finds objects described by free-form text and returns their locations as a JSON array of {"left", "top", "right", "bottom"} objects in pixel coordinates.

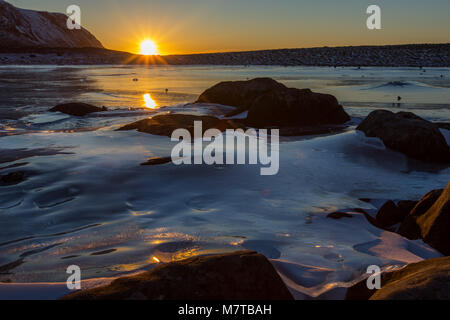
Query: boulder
[
  {"left": 346, "top": 257, "right": 450, "bottom": 300},
  {"left": 397, "top": 200, "right": 418, "bottom": 215},
  {"left": 356, "top": 110, "right": 450, "bottom": 163},
  {"left": 398, "top": 189, "right": 444, "bottom": 240},
  {"left": 195, "top": 78, "right": 350, "bottom": 129},
  {"left": 416, "top": 183, "right": 450, "bottom": 255},
  {"left": 50, "top": 103, "right": 107, "bottom": 116},
  {"left": 117, "top": 114, "right": 245, "bottom": 137},
  {"left": 246, "top": 88, "right": 350, "bottom": 127},
  {"left": 62, "top": 251, "right": 293, "bottom": 300},
  {"left": 196, "top": 78, "right": 287, "bottom": 111},
  {"left": 376, "top": 200, "right": 408, "bottom": 228}
]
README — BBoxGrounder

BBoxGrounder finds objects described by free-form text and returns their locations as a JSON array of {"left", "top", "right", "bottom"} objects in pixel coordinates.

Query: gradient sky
[{"left": 7, "top": 0, "right": 450, "bottom": 55}]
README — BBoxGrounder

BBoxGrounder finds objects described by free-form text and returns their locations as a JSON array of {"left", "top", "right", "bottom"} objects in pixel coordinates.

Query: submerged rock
[
  {"left": 62, "top": 251, "right": 293, "bottom": 300},
  {"left": 346, "top": 256, "right": 450, "bottom": 300},
  {"left": 117, "top": 114, "right": 245, "bottom": 137},
  {"left": 196, "top": 78, "right": 350, "bottom": 129},
  {"left": 49, "top": 103, "right": 107, "bottom": 116},
  {"left": 357, "top": 110, "right": 450, "bottom": 163}
]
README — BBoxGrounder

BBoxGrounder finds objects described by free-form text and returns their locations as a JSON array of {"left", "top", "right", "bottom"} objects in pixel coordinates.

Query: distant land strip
[{"left": 0, "top": 43, "right": 449, "bottom": 67}]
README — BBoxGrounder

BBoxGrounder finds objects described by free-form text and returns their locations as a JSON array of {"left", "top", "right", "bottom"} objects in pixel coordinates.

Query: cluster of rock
[
  {"left": 372, "top": 183, "right": 450, "bottom": 256},
  {"left": 1, "top": 44, "right": 449, "bottom": 67},
  {"left": 115, "top": 78, "right": 350, "bottom": 138},
  {"left": 53, "top": 78, "right": 450, "bottom": 166},
  {"left": 196, "top": 78, "right": 350, "bottom": 128}
]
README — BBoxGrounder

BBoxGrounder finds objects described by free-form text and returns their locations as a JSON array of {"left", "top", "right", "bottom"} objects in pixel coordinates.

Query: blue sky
[{"left": 7, "top": 0, "right": 450, "bottom": 54}]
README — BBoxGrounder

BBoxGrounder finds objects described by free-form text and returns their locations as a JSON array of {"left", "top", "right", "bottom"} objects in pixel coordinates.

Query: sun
[{"left": 140, "top": 40, "right": 159, "bottom": 55}]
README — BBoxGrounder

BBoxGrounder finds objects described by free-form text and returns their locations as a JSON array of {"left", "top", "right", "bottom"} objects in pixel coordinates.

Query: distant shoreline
[{"left": 0, "top": 43, "right": 449, "bottom": 67}]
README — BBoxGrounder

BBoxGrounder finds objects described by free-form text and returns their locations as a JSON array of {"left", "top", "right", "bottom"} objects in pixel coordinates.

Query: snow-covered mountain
[{"left": 0, "top": 0, "right": 103, "bottom": 48}]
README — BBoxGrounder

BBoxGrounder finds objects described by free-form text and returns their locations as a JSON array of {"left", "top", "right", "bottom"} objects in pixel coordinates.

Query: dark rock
[
  {"left": 356, "top": 110, "right": 450, "bottom": 163},
  {"left": 376, "top": 200, "right": 408, "bottom": 228},
  {"left": 434, "top": 122, "right": 450, "bottom": 130},
  {"left": 346, "top": 256, "right": 450, "bottom": 300},
  {"left": 278, "top": 124, "right": 348, "bottom": 137},
  {"left": 196, "top": 78, "right": 286, "bottom": 112},
  {"left": 141, "top": 157, "right": 172, "bottom": 166},
  {"left": 397, "top": 200, "right": 418, "bottom": 215},
  {"left": 1, "top": 171, "right": 25, "bottom": 185},
  {"left": 327, "top": 211, "right": 353, "bottom": 219},
  {"left": 50, "top": 103, "right": 106, "bottom": 117},
  {"left": 195, "top": 78, "right": 350, "bottom": 129},
  {"left": 246, "top": 87, "right": 350, "bottom": 128},
  {"left": 62, "top": 251, "right": 294, "bottom": 300},
  {"left": 415, "top": 183, "right": 450, "bottom": 255},
  {"left": 117, "top": 114, "right": 245, "bottom": 137},
  {"left": 398, "top": 189, "right": 444, "bottom": 240}
]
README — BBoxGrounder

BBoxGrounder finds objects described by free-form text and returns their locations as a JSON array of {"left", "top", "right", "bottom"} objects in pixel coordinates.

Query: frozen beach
[{"left": 0, "top": 65, "right": 449, "bottom": 299}]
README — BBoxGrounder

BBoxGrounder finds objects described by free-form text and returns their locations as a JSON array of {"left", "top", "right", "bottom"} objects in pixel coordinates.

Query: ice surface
[{"left": 0, "top": 65, "right": 448, "bottom": 299}]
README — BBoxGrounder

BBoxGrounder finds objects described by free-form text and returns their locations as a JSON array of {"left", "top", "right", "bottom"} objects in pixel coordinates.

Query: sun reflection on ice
[{"left": 143, "top": 93, "right": 157, "bottom": 109}]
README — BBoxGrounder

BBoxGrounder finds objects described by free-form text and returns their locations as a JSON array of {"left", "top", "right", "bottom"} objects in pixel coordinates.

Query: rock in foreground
[
  {"left": 117, "top": 114, "right": 245, "bottom": 137},
  {"left": 357, "top": 110, "right": 450, "bottom": 163},
  {"left": 49, "top": 103, "right": 106, "bottom": 117},
  {"left": 346, "top": 256, "right": 450, "bottom": 300},
  {"left": 196, "top": 78, "right": 350, "bottom": 128},
  {"left": 62, "top": 251, "right": 293, "bottom": 300}
]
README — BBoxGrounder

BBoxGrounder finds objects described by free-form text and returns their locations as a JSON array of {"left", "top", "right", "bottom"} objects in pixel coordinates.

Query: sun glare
[
  {"left": 143, "top": 93, "right": 157, "bottom": 109},
  {"left": 140, "top": 40, "right": 159, "bottom": 55}
]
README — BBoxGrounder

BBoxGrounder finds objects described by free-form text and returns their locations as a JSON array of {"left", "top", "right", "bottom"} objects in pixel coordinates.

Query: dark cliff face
[{"left": 0, "top": 0, "right": 103, "bottom": 48}]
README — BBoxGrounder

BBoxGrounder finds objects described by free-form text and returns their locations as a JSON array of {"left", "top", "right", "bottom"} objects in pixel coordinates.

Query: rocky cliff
[{"left": 0, "top": 0, "right": 103, "bottom": 48}]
